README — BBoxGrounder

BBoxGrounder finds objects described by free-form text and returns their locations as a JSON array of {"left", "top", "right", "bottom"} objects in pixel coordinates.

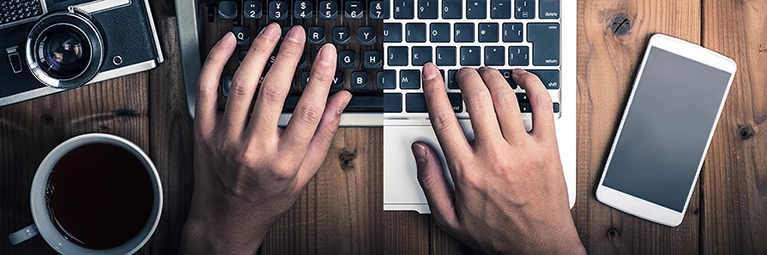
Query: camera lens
[
  {"left": 27, "top": 11, "right": 103, "bottom": 88},
  {"left": 38, "top": 25, "right": 91, "bottom": 80}
]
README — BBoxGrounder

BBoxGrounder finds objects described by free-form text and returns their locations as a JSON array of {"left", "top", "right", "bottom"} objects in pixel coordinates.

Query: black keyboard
[
  {"left": 381, "top": 0, "right": 563, "bottom": 118},
  {"left": 202, "top": 0, "right": 384, "bottom": 112},
  {"left": 0, "top": 0, "right": 43, "bottom": 26}
]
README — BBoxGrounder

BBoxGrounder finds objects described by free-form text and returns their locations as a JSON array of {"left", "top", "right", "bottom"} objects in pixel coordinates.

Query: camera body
[{"left": 0, "top": 0, "right": 163, "bottom": 106}]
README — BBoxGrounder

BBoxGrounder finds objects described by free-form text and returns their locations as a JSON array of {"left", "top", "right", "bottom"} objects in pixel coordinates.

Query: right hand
[{"left": 413, "top": 64, "right": 585, "bottom": 254}]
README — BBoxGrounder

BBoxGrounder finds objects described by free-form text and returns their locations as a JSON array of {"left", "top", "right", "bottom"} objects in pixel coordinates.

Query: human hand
[
  {"left": 180, "top": 23, "right": 351, "bottom": 254},
  {"left": 413, "top": 64, "right": 585, "bottom": 254}
]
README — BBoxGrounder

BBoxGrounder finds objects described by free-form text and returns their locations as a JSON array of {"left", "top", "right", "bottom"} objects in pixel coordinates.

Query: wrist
[{"left": 179, "top": 202, "right": 269, "bottom": 255}]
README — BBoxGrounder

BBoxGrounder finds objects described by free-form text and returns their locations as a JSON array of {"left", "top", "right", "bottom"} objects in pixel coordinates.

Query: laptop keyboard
[
  {"left": 382, "top": 0, "right": 562, "bottom": 119},
  {"left": 202, "top": 0, "right": 384, "bottom": 112}
]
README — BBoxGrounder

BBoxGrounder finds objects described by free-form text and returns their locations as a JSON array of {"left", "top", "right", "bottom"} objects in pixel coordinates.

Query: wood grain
[
  {"left": 701, "top": 0, "right": 767, "bottom": 254},
  {"left": 576, "top": 0, "right": 702, "bottom": 254}
]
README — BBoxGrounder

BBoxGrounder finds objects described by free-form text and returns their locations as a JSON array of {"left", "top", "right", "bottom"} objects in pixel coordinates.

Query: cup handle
[{"left": 8, "top": 224, "right": 38, "bottom": 245}]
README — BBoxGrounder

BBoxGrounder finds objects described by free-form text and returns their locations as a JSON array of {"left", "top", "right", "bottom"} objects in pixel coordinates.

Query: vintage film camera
[{"left": 0, "top": 0, "right": 163, "bottom": 106}]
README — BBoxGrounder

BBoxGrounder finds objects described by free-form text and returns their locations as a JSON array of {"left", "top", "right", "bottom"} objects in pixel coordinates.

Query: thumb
[{"left": 412, "top": 142, "right": 458, "bottom": 231}]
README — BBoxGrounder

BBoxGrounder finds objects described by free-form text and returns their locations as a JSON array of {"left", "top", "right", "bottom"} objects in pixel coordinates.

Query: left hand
[{"left": 180, "top": 23, "right": 351, "bottom": 254}]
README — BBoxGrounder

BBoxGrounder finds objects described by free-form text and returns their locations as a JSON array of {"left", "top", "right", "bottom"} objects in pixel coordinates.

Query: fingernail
[
  {"left": 422, "top": 63, "right": 439, "bottom": 81},
  {"left": 216, "top": 32, "right": 234, "bottom": 47},
  {"left": 338, "top": 93, "right": 352, "bottom": 114},
  {"left": 411, "top": 143, "right": 428, "bottom": 162},
  {"left": 513, "top": 68, "right": 528, "bottom": 76},
  {"left": 318, "top": 44, "right": 336, "bottom": 66},
  {"left": 285, "top": 26, "right": 305, "bottom": 43},
  {"left": 259, "top": 23, "right": 280, "bottom": 40}
]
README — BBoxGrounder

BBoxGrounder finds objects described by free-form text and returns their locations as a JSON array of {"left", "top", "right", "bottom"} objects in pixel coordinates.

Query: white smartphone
[{"left": 596, "top": 34, "right": 736, "bottom": 227}]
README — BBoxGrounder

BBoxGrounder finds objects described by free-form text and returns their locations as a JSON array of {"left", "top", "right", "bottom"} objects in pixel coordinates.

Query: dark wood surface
[{"left": 2, "top": 0, "right": 766, "bottom": 254}]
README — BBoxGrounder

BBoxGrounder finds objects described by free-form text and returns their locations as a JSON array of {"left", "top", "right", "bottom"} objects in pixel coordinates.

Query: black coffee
[{"left": 46, "top": 143, "right": 153, "bottom": 250}]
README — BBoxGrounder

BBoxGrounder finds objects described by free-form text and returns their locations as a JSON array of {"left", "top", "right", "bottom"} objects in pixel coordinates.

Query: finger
[
  {"left": 222, "top": 23, "right": 281, "bottom": 134},
  {"left": 422, "top": 63, "right": 472, "bottom": 163},
  {"left": 196, "top": 32, "right": 236, "bottom": 136},
  {"left": 412, "top": 142, "right": 458, "bottom": 231},
  {"left": 456, "top": 67, "right": 503, "bottom": 144},
  {"left": 478, "top": 67, "right": 527, "bottom": 141},
  {"left": 513, "top": 69, "right": 555, "bottom": 137},
  {"left": 294, "top": 91, "right": 352, "bottom": 186},
  {"left": 280, "top": 44, "right": 337, "bottom": 154},
  {"left": 250, "top": 26, "right": 306, "bottom": 134}
]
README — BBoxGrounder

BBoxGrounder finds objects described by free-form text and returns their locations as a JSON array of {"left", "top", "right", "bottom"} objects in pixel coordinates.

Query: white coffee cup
[{"left": 7, "top": 133, "right": 163, "bottom": 255}]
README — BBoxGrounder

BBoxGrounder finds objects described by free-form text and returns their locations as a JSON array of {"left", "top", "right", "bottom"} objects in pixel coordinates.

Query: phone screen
[{"left": 602, "top": 47, "right": 733, "bottom": 212}]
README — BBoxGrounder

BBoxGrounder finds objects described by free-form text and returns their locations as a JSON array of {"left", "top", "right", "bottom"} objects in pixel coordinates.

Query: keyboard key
[
  {"left": 238, "top": 50, "right": 248, "bottom": 64},
  {"left": 418, "top": 0, "right": 439, "bottom": 19},
  {"left": 436, "top": 46, "right": 457, "bottom": 66},
  {"left": 406, "top": 23, "right": 427, "bottom": 42},
  {"left": 221, "top": 74, "right": 233, "bottom": 97},
  {"left": 553, "top": 102, "right": 560, "bottom": 113},
  {"left": 508, "top": 46, "right": 529, "bottom": 66},
  {"left": 466, "top": 0, "right": 487, "bottom": 19},
  {"left": 399, "top": 70, "right": 421, "bottom": 89},
  {"left": 297, "top": 52, "right": 308, "bottom": 69},
  {"left": 332, "top": 71, "right": 344, "bottom": 89},
  {"left": 218, "top": 1, "right": 237, "bottom": 20},
  {"left": 357, "top": 26, "right": 376, "bottom": 45},
  {"left": 430, "top": 23, "right": 451, "bottom": 42},
  {"left": 406, "top": 93, "right": 428, "bottom": 112},
  {"left": 387, "top": 46, "right": 408, "bottom": 66},
  {"left": 460, "top": 46, "right": 481, "bottom": 66},
  {"left": 515, "top": 0, "right": 535, "bottom": 19},
  {"left": 294, "top": 0, "right": 313, "bottom": 19},
  {"left": 394, "top": 0, "right": 414, "bottom": 19},
  {"left": 377, "top": 70, "right": 396, "bottom": 89},
  {"left": 411, "top": 46, "right": 432, "bottom": 66},
  {"left": 364, "top": 50, "right": 383, "bottom": 69},
  {"left": 243, "top": 1, "right": 262, "bottom": 19},
  {"left": 503, "top": 23, "right": 524, "bottom": 42},
  {"left": 447, "top": 70, "right": 459, "bottom": 89},
  {"left": 539, "top": 0, "right": 559, "bottom": 19},
  {"left": 516, "top": 93, "right": 529, "bottom": 102},
  {"left": 268, "top": 1, "right": 288, "bottom": 20},
  {"left": 528, "top": 70, "right": 559, "bottom": 89},
  {"left": 370, "top": 1, "right": 389, "bottom": 19},
  {"left": 478, "top": 23, "right": 499, "bottom": 42},
  {"left": 499, "top": 70, "right": 517, "bottom": 89},
  {"left": 384, "top": 94, "right": 403, "bottom": 113},
  {"left": 484, "top": 46, "right": 505, "bottom": 66},
  {"left": 351, "top": 71, "right": 369, "bottom": 90},
  {"left": 338, "top": 50, "right": 357, "bottom": 69},
  {"left": 454, "top": 23, "right": 474, "bottom": 42},
  {"left": 383, "top": 23, "right": 402, "bottom": 42},
  {"left": 491, "top": 0, "right": 512, "bottom": 19},
  {"left": 519, "top": 103, "right": 532, "bottom": 112},
  {"left": 301, "top": 71, "right": 311, "bottom": 89},
  {"left": 528, "top": 23, "right": 560, "bottom": 66},
  {"left": 307, "top": 26, "right": 325, "bottom": 44},
  {"left": 332, "top": 26, "right": 352, "bottom": 45},
  {"left": 232, "top": 26, "right": 250, "bottom": 45},
  {"left": 345, "top": 1, "right": 364, "bottom": 19},
  {"left": 442, "top": 0, "right": 462, "bottom": 19},
  {"left": 406, "top": 93, "right": 462, "bottom": 113},
  {"left": 320, "top": 1, "right": 338, "bottom": 19}
]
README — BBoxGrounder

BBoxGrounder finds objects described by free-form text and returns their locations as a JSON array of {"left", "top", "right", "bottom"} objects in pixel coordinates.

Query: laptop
[{"left": 173, "top": 0, "right": 576, "bottom": 213}]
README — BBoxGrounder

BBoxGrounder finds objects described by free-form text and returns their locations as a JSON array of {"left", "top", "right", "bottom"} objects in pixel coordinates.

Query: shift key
[{"left": 527, "top": 23, "right": 559, "bottom": 66}]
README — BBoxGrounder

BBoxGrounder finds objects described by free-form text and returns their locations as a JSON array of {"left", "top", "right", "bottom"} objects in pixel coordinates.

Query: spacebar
[{"left": 283, "top": 95, "right": 383, "bottom": 112}]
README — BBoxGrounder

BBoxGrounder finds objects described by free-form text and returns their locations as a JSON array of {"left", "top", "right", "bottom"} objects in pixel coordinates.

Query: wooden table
[{"left": 2, "top": 0, "right": 765, "bottom": 254}]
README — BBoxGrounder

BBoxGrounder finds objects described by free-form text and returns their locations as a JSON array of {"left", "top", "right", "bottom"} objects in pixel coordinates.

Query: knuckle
[
  {"left": 228, "top": 78, "right": 252, "bottom": 97},
  {"left": 250, "top": 42, "right": 275, "bottom": 57},
  {"left": 309, "top": 67, "right": 334, "bottom": 85},
  {"left": 269, "top": 160, "right": 296, "bottom": 180},
  {"left": 431, "top": 112, "right": 458, "bottom": 134},
  {"left": 259, "top": 84, "right": 284, "bottom": 103},
  {"left": 278, "top": 41, "right": 304, "bottom": 58},
  {"left": 294, "top": 104, "right": 323, "bottom": 124}
]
